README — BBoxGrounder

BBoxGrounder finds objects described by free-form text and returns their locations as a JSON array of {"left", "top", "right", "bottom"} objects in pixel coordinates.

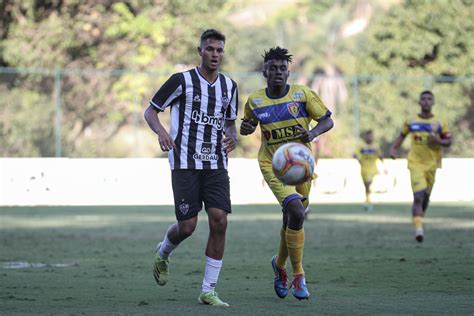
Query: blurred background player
[
  {"left": 390, "top": 90, "right": 451, "bottom": 242},
  {"left": 144, "top": 29, "right": 238, "bottom": 306},
  {"left": 240, "top": 47, "right": 333, "bottom": 300},
  {"left": 353, "top": 130, "right": 386, "bottom": 211}
]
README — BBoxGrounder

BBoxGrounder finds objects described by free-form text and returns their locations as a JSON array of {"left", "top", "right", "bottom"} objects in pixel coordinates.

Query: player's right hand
[
  {"left": 389, "top": 147, "right": 398, "bottom": 159},
  {"left": 240, "top": 119, "right": 257, "bottom": 135},
  {"left": 157, "top": 130, "right": 175, "bottom": 152}
]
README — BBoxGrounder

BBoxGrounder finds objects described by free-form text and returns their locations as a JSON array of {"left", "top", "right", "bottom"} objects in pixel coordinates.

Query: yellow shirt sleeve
[
  {"left": 304, "top": 87, "right": 329, "bottom": 121},
  {"left": 243, "top": 98, "right": 258, "bottom": 123}
]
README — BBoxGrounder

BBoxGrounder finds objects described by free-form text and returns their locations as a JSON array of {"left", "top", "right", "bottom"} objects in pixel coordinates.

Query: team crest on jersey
[
  {"left": 287, "top": 102, "right": 300, "bottom": 117},
  {"left": 263, "top": 130, "right": 271, "bottom": 140},
  {"left": 221, "top": 96, "right": 230, "bottom": 106},
  {"left": 179, "top": 203, "right": 189, "bottom": 215}
]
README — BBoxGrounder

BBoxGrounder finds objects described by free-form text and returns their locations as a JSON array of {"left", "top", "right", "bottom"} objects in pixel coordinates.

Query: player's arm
[
  {"left": 389, "top": 133, "right": 406, "bottom": 159},
  {"left": 353, "top": 152, "right": 360, "bottom": 162},
  {"left": 144, "top": 73, "right": 182, "bottom": 152},
  {"left": 224, "top": 120, "right": 238, "bottom": 153},
  {"left": 427, "top": 132, "right": 452, "bottom": 147},
  {"left": 296, "top": 114, "right": 334, "bottom": 143},
  {"left": 144, "top": 105, "right": 175, "bottom": 152},
  {"left": 240, "top": 99, "right": 258, "bottom": 136}
]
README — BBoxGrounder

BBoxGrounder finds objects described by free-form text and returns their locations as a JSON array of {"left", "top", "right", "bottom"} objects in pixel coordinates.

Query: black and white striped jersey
[{"left": 149, "top": 67, "right": 238, "bottom": 170}]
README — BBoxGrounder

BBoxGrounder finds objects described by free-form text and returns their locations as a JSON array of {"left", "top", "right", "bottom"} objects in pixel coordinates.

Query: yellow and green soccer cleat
[
  {"left": 153, "top": 242, "right": 169, "bottom": 286},
  {"left": 198, "top": 291, "right": 229, "bottom": 306}
]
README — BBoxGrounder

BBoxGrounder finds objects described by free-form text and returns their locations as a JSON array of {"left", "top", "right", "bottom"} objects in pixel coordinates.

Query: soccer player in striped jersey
[
  {"left": 240, "top": 47, "right": 334, "bottom": 300},
  {"left": 390, "top": 91, "right": 452, "bottom": 242},
  {"left": 144, "top": 29, "right": 238, "bottom": 306},
  {"left": 353, "top": 130, "right": 385, "bottom": 211}
]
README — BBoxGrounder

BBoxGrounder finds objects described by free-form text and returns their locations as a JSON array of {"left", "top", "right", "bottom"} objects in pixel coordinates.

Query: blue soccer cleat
[
  {"left": 271, "top": 255, "right": 288, "bottom": 298},
  {"left": 290, "top": 274, "right": 310, "bottom": 300}
]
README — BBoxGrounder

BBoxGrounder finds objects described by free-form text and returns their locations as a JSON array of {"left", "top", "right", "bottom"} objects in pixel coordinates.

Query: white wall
[{"left": 0, "top": 158, "right": 472, "bottom": 206}]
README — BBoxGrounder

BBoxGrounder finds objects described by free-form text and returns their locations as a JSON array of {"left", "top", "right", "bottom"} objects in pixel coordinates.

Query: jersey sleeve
[
  {"left": 243, "top": 98, "right": 258, "bottom": 123},
  {"left": 440, "top": 120, "right": 451, "bottom": 139},
  {"left": 305, "top": 87, "right": 331, "bottom": 121},
  {"left": 225, "top": 80, "right": 238, "bottom": 120},
  {"left": 149, "top": 73, "right": 183, "bottom": 112}
]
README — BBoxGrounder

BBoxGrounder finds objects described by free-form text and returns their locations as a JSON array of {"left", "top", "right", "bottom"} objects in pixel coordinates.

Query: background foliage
[{"left": 0, "top": 0, "right": 473, "bottom": 158}]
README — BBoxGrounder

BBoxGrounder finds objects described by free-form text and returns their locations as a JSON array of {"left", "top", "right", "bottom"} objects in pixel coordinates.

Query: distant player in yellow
[
  {"left": 353, "top": 130, "right": 385, "bottom": 211},
  {"left": 390, "top": 90, "right": 452, "bottom": 242},
  {"left": 240, "top": 47, "right": 333, "bottom": 300}
]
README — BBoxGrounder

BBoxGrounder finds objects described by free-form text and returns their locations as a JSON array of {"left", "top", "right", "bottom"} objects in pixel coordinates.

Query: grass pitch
[{"left": 1, "top": 203, "right": 473, "bottom": 315}]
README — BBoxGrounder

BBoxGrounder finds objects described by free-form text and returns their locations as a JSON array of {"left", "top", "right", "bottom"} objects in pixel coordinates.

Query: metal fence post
[
  {"left": 54, "top": 68, "right": 62, "bottom": 157},
  {"left": 352, "top": 76, "right": 360, "bottom": 138}
]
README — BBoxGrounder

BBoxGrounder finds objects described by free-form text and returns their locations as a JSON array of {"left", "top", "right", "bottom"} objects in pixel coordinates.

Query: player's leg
[
  {"left": 422, "top": 169, "right": 436, "bottom": 214},
  {"left": 261, "top": 164, "right": 295, "bottom": 298},
  {"left": 409, "top": 168, "right": 427, "bottom": 242},
  {"left": 286, "top": 180, "right": 311, "bottom": 299},
  {"left": 198, "top": 170, "right": 231, "bottom": 306},
  {"left": 153, "top": 170, "right": 201, "bottom": 286},
  {"left": 285, "top": 197, "right": 309, "bottom": 299},
  {"left": 364, "top": 180, "right": 373, "bottom": 211}
]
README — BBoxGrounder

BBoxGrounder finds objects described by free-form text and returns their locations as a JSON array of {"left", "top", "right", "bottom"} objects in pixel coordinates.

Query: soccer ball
[{"left": 272, "top": 142, "right": 315, "bottom": 185}]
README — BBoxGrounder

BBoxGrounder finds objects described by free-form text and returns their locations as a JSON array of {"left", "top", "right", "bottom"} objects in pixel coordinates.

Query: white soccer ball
[{"left": 272, "top": 142, "right": 315, "bottom": 185}]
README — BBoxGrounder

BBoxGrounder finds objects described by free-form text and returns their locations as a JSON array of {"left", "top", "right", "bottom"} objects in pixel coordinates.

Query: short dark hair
[
  {"left": 420, "top": 90, "right": 434, "bottom": 97},
  {"left": 262, "top": 46, "right": 293, "bottom": 63},
  {"left": 365, "top": 129, "right": 373, "bottom": 136},
  {"left": 200, "top": 29, "right": 225, "bottom": 46}
]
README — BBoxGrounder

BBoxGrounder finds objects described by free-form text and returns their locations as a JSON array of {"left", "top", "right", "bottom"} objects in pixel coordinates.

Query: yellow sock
[
  {"left": 413, "top": 216, "right": 423, "bottom": 229},
  {"left": 286, "top": 227, "right": 305, "bottom": 275},
  {"left": 276, "top": 228, "right": 288, "bottom": 269}
]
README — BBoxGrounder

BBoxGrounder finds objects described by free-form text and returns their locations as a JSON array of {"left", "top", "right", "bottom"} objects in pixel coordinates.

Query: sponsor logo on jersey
[
  {"left": 252, "top": 98, "right": 263, "bottom": 106},
  {"left": 292, "top": 91, "right": 304, "bottom": 100},
  {"left": 257, "top": 112, "right": 270, "bottom": 120},
  {"left": 191, "top": 110, "right": 223, "bottom": 130},
  {"left": 271, "top": 124, "right": 302, "bottom": 140},
  {"left": 193, "top": 142, "right": 219, "bottom": 161},
  {"left": 287, "top": 102, "right": 300, "bottom": 117}
]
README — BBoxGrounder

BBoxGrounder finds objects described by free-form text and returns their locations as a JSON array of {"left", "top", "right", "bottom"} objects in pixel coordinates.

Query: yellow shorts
[
  {"left": 361, "top": 167, "right": 378, "bottom": 183},
  {"left": 260, "top": 162, "right": 312, "bottom": 210},
  {"left": 409, "top": 167, "right": 436, "bottom": 194}
]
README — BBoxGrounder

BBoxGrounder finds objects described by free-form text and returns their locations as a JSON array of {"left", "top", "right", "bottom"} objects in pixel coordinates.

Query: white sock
[
  {"left": 157, "top": 233, "right": 178, "bottom": 259},
  {"left": 201, "top": 256, "right": 223, "bottom": 293}
]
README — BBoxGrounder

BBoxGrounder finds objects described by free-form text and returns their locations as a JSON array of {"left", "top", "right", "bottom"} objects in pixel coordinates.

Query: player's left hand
[
  {"left": 295, "top": 125, "right": 316, "bottom": 143},
  {"left": 223, "top": 136, "right": 237, "bottom": 153},
  {"left": 427, "top": 133, "right": 441, "bottom": 145}
]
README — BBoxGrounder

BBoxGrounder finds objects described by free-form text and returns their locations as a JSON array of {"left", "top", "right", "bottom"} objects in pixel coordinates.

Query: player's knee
[
  {"left": 413, "top": 193, "right": 424, "bottom": 205},
  {"left": 209, "top": 215, "right": 227, "bottom": 235},
  {"left": 177, "top": 221, "right": 197, "bottom": 238}
]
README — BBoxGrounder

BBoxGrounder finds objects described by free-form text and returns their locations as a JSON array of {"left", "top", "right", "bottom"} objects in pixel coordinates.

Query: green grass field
[{"left": 1, "top": 203, "right": 473, "bottom": 315}]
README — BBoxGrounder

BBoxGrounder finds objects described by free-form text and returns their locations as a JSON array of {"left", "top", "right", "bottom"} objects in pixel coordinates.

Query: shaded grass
[{"left": 0, "top": 203, "right": 473, "bottom": 315}]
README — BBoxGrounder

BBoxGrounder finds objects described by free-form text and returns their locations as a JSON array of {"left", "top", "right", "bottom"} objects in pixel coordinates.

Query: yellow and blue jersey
[
  {"left": 401, "top": 115, "right": 450, "bottom": 170},
  {"left": 243, "top": 85, "right": 330, "bottom": 163},
  {"left": 358, "top": 146, "right": 381, "bottom": 171},
  {"left": 356, "top": 145, "right": 382, "bottom": 182}
]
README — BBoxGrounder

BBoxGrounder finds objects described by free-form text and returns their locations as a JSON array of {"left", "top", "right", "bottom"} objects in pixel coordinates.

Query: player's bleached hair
[
  {"left": 200, "top": 29, "right": 225, "bottom": 47},
  {"left": 262, "top": 47, "right": 293, "bottom": 63}
]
